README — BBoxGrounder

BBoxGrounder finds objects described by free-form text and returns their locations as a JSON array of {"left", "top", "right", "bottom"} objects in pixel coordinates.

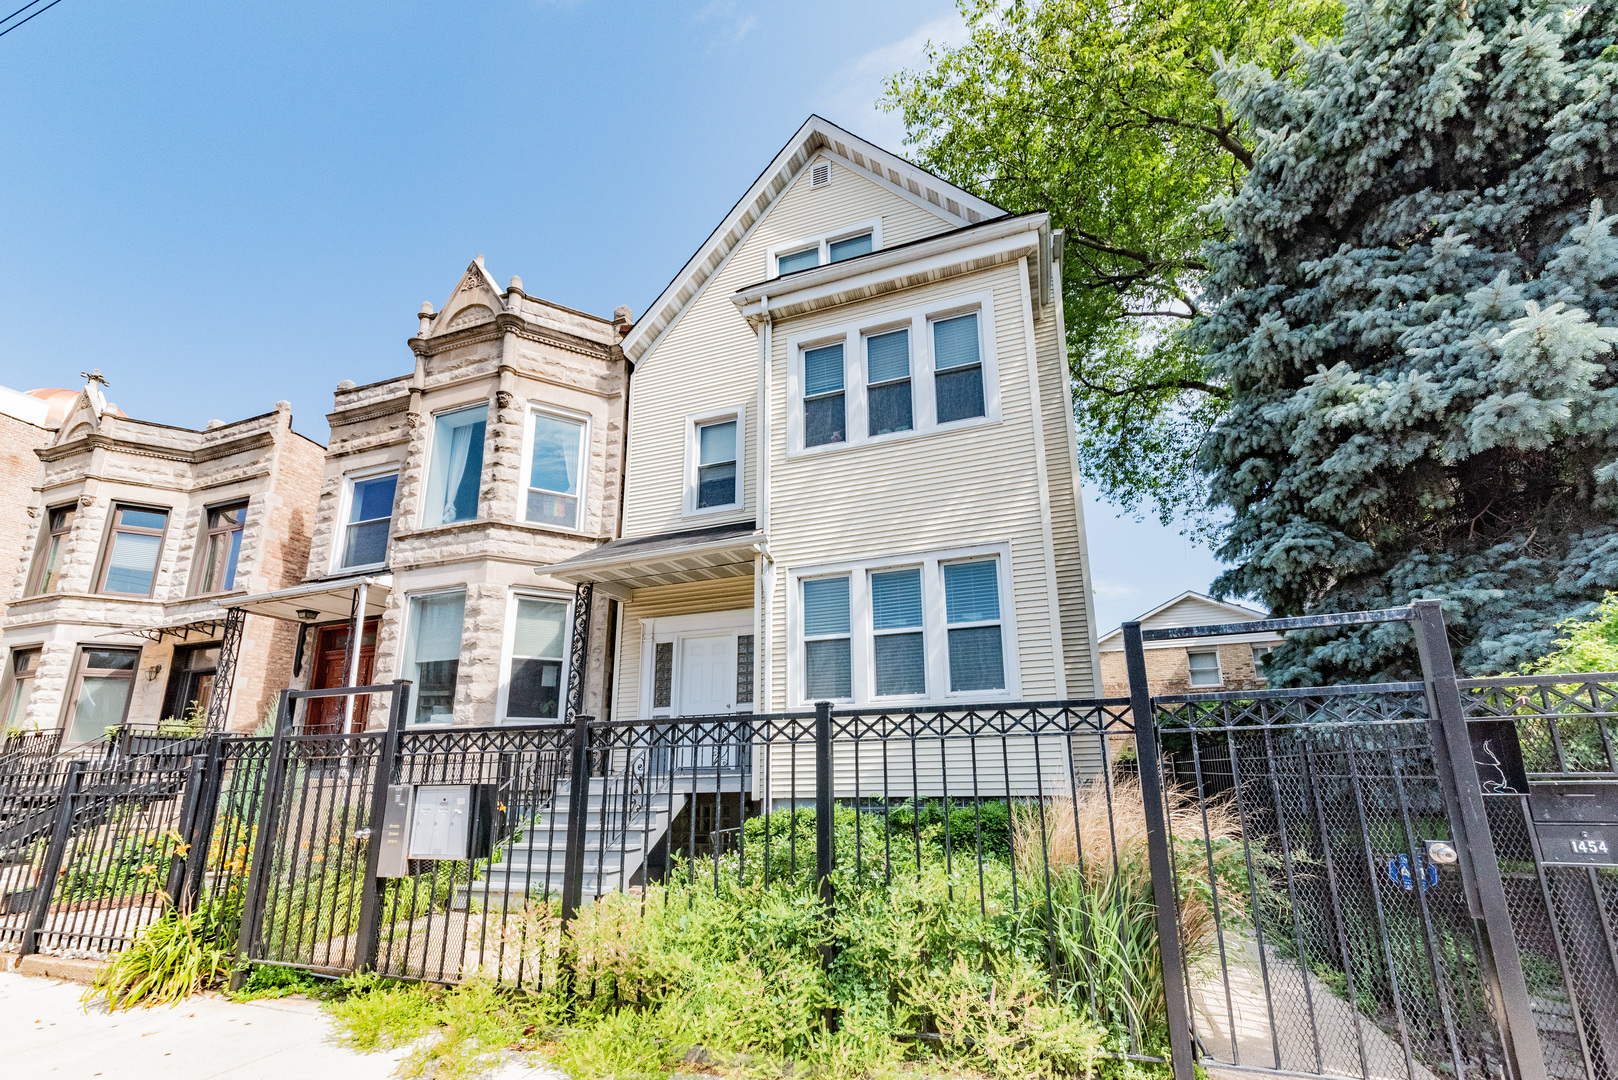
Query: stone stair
[{"left": 454, "top": 777, "right": 684, "bottom": 909}]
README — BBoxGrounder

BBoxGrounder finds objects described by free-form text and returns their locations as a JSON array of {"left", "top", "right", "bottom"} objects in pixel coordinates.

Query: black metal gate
[{"left": 1126, "top": 599, "right": 1616, "bottom": 1080}]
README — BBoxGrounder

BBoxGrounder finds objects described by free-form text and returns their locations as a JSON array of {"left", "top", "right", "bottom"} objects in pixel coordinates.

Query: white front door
[{"left": 678, "top": 634, "right": 735, "bottom": 715}]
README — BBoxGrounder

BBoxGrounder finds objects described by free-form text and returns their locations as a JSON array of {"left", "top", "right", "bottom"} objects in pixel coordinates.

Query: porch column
[
  {"left": 565, "top": 581, "right": 594, "bottom": 719},
  {"left": 342, "top": 581, "right": 367, "bottom": 732}
]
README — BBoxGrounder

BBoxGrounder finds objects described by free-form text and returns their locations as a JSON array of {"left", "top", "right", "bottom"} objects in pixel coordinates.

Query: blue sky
[{"left": 0, "top": 0, "right": 1227, "bottom": 633}]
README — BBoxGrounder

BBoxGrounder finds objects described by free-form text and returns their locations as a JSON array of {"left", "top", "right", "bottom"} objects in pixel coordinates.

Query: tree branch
[{"left": 1075, "top": 373, "right": 1231, "bottom": 400}]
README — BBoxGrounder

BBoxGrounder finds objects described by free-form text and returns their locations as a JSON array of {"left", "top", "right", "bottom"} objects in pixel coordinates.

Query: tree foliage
[
  {"left": 885, "top": 0, "right": 1341, "bottom": 525},
  {"left": 1195, "top": 0, "right": 1618, "bottom": 681}
]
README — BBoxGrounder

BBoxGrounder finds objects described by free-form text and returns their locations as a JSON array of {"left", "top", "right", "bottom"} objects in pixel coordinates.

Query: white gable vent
[{"left": 810, "top": 161, "right": 831, "bottom": 188}]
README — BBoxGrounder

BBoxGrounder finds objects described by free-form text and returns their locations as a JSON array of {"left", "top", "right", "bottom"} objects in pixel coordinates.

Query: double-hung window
[
  {"left": 865, "top": 329, "right": 912, "bottom": 436},
  {"left": 507, "top": 597, "right": 568, "bottom": 721},
  {"left": 1251, "top": 645, "right": 1273, "bottom": 683},
  {"left": 943, "top": 560, "right": 1005, "bottom": 692},
  {"left": 405, "top": 590, "right": 466, "bottom": 725},
  {"left": 341, "top": 473, "right": 397, "bottom": 570},
  {"left": 933, "top": 313, "right": 986, "bottom": 423},
  {"left": 1187, "top": 650, "right": 1222, "bottom": 688},
  {"left": 425, "top": 404, "right": 487, "bottom": 527},
  {"left": 802, "top": 577, "right": 852, "bottom": 700},
  {"left": 803, "top": 343, "right": 846, "bottom": 447},
  {"left": 526, "top": 411, "right": 586, "bottom": 529},
  {"left": 26, "top": 505, "right": 74, "bottom": 595},
  {"left": 871, "top": 568, "right": 924, "bottom": 695},
  {"left": 695, "top": 418, "right": 738, "bottom": 509},
  {"left": 194, "top": 502, "right": 247, "bottom": 594},
  {"left": 99, "top": 506, "right": 168, "bottom": 596}
]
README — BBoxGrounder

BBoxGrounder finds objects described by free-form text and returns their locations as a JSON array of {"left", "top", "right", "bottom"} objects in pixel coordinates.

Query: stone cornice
[{"left": 37, "top": 428, "right": 278, "bottom": 466}]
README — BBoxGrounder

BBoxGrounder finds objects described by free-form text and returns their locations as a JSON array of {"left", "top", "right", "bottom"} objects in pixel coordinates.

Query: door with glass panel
[{"left": 64, "top": 648, "right": 139, "bottom": 746}]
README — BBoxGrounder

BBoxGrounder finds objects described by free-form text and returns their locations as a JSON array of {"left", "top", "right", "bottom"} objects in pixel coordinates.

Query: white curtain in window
[{"left": 411, "top": 592, "right": 466, "bottom": 663}]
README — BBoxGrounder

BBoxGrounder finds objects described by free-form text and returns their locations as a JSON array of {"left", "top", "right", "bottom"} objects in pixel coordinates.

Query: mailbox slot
[{"left": 376, "top": 784, "right": 414, "bottom": 879}]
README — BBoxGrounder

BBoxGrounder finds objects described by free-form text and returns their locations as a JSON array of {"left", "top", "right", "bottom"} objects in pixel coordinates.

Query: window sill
[
  {"left": 683, "top": 502, "right": 744, "bottom": 519},
  {"left": 789, "top": 413, "right": 999, "bottom": 460}
]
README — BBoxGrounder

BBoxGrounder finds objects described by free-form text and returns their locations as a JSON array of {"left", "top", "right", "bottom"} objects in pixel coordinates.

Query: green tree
[
  {"left": 1194, "top": 0, "right": 1618, "bottom": 682},
  {"left": 885, "top": 0, "right": 1341, "bottom": 525}
]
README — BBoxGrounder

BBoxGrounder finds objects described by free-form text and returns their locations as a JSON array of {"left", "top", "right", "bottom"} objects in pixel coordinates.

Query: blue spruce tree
[{"left": 1196, "top": 0, "right": 1618, "bottom": 681}]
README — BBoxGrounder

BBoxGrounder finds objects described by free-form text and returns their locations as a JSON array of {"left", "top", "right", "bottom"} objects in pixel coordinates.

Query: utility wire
[
  {"left": 0, "top": 0, "right": 46, "bottom": 27},
  {"left": 0, "top": 0, "right": 66, "bottom": 39}
]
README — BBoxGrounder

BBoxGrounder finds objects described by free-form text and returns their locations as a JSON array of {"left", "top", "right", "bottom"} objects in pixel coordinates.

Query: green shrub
[{"left": 84, "top": 899, "right": 235, "bottom": 1010}]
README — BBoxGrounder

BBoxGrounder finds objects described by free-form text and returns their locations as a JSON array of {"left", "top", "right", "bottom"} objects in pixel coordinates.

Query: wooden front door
[{"left": 305, "top": 619, "right": 377, "bottom": 734}]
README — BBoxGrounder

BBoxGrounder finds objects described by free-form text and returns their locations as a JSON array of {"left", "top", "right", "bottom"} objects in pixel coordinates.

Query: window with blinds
[
  {"left": 871, "top": 568, "right": 924, "bottom": 695},
  {"left": 803, "top": 343, "right": 846, "bottom": 447},
  {"left": 933, "top": 313, "right": 986, "bottom": 424},
  {"left": 803, "top": 576, "right": 852, "bottom": 699},
  {"left": 865, "top": 329, "right": 912, "bottom": 437},
  {"left": 99, "top": 505, "right": 168, "bottom": 596},
  {"left": 943, "top": 560, "right": 1004, "bottom": 692},
  {"left": 406, "top": 590, "right": 466, "bottom": 724}
]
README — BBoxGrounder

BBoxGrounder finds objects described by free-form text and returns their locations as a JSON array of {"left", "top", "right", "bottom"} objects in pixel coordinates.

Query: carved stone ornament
[
  {"left": 460, "top": 273, "right": 482, "bottom": 293},
  {"left": 406, "top": 411, "right": 426, "bottom": 428},
  {"left": 77, "top": 495, "right": 95, "bottom": 508},
  {"left": 495, "top": 391, "right": 514, "bottom": 410},
  {"left": 25, "top": 506, "right": 39, "bottom": 518}
]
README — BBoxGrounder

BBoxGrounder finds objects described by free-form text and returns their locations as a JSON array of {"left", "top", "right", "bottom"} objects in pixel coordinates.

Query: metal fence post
[
  {"left": 814, "top": 701, "right": 835, "bottom": 910},
  {"left": 228, "top": 689, "right": 294, "bottom": 991},
  {"left": 182, "top": 734, "right": 226, "bottom": 912},
  {"left": 353, "top": 680, "right": 410, "bottom": 974},
  {"left": 1411, "top": 599, "right": 1549, "bottom": 1080},
  {"left": 560, "top": 712, "right": 593, "bottom": 925},
  {"left": 1122, "top": 621, "right": 1196, "bottom": 1080},
  {"left": 20, "top": 760, "right": 86, "bottom": 958},
  {"left": 163, "top": 753, "right": 209, "bottom": 913}
]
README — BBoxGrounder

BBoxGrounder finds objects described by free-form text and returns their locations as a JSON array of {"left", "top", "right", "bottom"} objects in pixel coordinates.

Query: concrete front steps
[{"left": 452, "top": 779, "right": 684, "bottom": 910}]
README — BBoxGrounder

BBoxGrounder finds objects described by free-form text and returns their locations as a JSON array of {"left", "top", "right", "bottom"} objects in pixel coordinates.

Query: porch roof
[
  {"left": 222, "top": 574, "right": 392, "bottom": 623},
  {"left": 539, "top": 521, "right": 760, "bottom": 589}
]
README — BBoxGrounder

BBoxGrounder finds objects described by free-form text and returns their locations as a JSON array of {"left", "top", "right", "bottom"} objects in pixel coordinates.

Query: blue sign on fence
[{"left": 1386, "top": 853, "right": 1440, "bottom": 892}]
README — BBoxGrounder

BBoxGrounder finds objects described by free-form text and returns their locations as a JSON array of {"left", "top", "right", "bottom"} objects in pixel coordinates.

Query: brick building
[
  {"left": 1098, "top": 591, "right": 1282, "bottom": 698},
  {"left": 1, "top": 374, "right": 325, "bottom": 742}
]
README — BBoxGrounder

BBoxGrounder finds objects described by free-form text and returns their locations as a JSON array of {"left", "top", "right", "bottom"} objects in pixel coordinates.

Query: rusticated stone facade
[
  {"left": 1, "top": 381, "right": 325, "bottom": 738},
  {"left": 279, "top": 258, "right": 627, "bottom": 728}
]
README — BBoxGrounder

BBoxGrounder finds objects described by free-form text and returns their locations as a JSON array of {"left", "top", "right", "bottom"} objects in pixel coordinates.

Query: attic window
[{"left": 811, "top": 161, "right": 831, "bottom": 188}]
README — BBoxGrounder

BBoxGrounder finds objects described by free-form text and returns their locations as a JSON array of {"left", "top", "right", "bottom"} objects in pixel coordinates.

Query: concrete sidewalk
[{"left": 0, "top": 971, "right": 559, "bottom": 1080}]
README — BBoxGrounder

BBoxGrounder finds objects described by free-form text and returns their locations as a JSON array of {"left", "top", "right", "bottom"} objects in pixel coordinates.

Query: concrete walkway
[{"left": 0, "top": 971, "right": 560, "bottom": 1080}]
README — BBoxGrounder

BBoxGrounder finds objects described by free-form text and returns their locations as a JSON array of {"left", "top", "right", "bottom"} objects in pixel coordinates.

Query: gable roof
[
  {"left": 620, "top": 115, "right": 1006, "bottom": 365},
  {"left": 1097, "top": 591, "right": 1277, "bottom": 649}
]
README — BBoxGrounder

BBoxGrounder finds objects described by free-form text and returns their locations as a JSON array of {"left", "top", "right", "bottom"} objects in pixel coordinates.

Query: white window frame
[
  {"left": 785, "top": 543, "right": 1018, "bottom": 708},
  {"left": 331, "top": 464, "right": 400, "bottom": 575},
  {"left": 1251, "top": 645, "right": 1274, "bottom": 684},
  {"left": 1186, "top": 649, "right": 1223, "bottom": 688},
  {"left": 518, "top": 402, "right": 591, "bottom": 533},
  {"left": 766, "top": 217, "right": 883, "bottom": 279},
  {"left": 421, "top": 399, "right": 491, "bottom": 529},
  {"left": 786, "top": 287, "right": 999, "bottom": 458},
  {"left": 496, "top": 587, "right": 575, "bottom": 724},
  {"left": 683, "top": 405, "right": 746, "bottom": 517},
  {"left": 401, "top": 586, "right": 468, "bottom": 728}
]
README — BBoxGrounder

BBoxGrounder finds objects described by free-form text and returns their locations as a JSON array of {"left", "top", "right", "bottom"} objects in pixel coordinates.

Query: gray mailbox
[
  {"left": 376, "top": 785, "right": 414, "bottom": 879},
  {"left": 406, "top": 784, "right": 497, "bottom": 861}
]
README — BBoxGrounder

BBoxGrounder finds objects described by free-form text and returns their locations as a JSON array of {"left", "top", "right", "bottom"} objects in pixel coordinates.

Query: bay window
[
  {"left": 525, "top": 411, "right": 586, "bottom": 529},
  {"left": 405, "top": 590, "right": 466, "bottom": 725},
  {"left": 98, "top": 505, "right": 168, "bottom": 596},
  {"left": 424, "top": 405, "right": 487, "bottom": 527},
  {"left": 506, "top": 597, "right": 569, "bottom": 721},
  {"left": 26, "top": 505, "right": 73, "bottom": 595}
]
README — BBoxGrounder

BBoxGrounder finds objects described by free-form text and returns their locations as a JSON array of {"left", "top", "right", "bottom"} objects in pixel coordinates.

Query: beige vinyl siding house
[{"left": 543, "top": 116, "right": 1102, "bottom": 803}]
